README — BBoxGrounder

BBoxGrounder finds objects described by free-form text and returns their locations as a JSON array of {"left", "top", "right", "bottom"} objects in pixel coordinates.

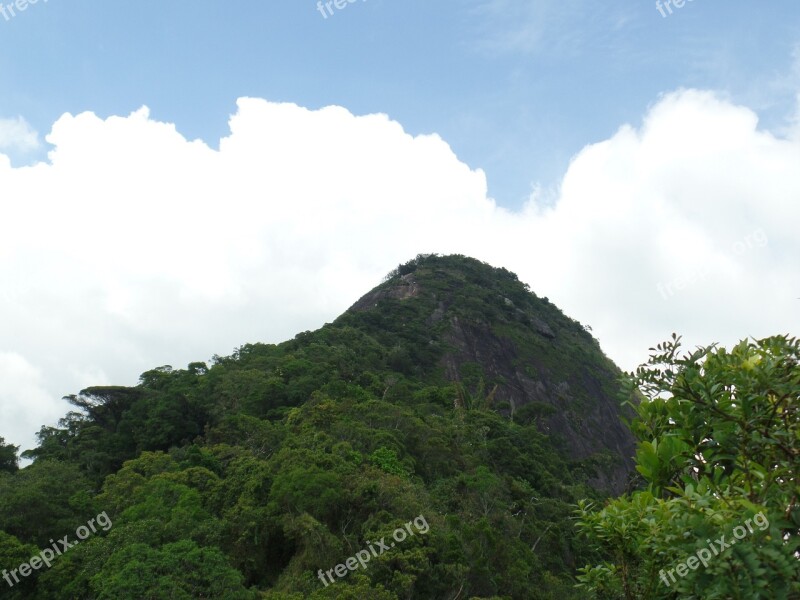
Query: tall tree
[{"left": 0, "top": 436, "right": 19, "bottom": 473}]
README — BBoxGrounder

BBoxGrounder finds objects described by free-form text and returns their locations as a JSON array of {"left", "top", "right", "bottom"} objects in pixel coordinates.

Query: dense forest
[{"left": 0, "top": 255, "right": 797, "bottom": 599}]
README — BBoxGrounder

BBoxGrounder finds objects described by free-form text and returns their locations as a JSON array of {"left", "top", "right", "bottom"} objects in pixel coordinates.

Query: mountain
[
  {"left": 344, "top": 254, "right": 636, "bottom": 493},
  {"left": 3, "top": 254, "right": 637, "bottom": 600}
]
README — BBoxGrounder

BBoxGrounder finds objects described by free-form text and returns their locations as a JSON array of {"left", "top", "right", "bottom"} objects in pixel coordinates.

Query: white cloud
[
  {"left": 516, "top": 90, "right": 800, "bottom": 371},
  {"left": 0, "top": 353, "right": 64, "bottom": 450},
  {"left": 0, "top": 116, "right": 41, "bottom": 155},
  {"left": 0, "top": 90, "right": 798, "bottom": 457}
]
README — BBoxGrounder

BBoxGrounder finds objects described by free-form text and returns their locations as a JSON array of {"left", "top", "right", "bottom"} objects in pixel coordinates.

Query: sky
[{"left": 1, "top": 1, "right": 799, "bottom": 455}]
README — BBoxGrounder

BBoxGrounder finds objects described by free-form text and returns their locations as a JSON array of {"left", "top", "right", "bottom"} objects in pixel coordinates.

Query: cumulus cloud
[
  {"left": 0, "top": 90, "right": 798, "bottom": 456},
  {"left": 518, "top": 90, "right": 800, "bottom": 371}
]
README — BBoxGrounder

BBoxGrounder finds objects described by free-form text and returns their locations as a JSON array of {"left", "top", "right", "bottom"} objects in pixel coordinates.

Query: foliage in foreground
[{"left": 576, "top": 334, "right": 800, "bottom": 599}]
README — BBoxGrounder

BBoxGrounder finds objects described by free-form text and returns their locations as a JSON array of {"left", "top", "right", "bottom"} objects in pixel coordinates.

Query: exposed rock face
[
  {"left": 347, "top": 255, "right": 637, "bottom": 494},
  {"left": 350, "top": 273, "right": 420, "bottom": 310},
  {"left": 442, "top": 316, "right": 635, "bottom": 493}
]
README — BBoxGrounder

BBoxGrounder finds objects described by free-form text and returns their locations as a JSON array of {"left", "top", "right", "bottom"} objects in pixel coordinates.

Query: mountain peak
[{"left": 341, "top": 254, "right": 636, "bottom": 492}]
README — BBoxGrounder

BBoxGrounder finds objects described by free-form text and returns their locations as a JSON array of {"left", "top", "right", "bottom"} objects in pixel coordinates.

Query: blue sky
[
  {"left": 2, "top": 0, "right": 798, "bottom": 207},
  {"left": 1, "top": 1, "right": 799, "bottom": 454}
]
